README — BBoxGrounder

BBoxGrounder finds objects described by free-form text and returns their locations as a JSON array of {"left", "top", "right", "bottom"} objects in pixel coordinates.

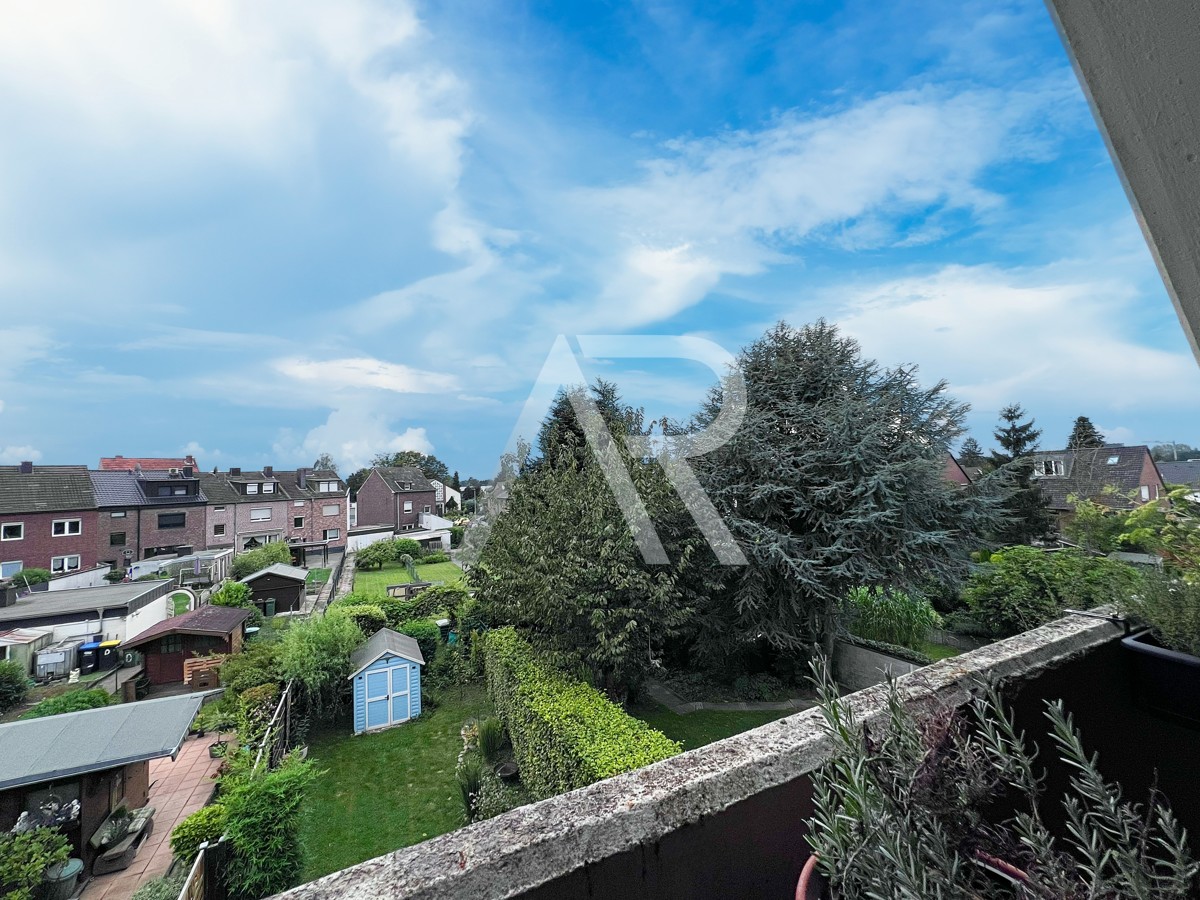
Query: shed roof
[
  {"left": 239, "top": 563, "right": 308, "bottom": 584},
  {"left": 0, "top": 693, "right": 210, "bottom": 790},
  {"left": 349, "top": 628, "right": 425, "bottom": 676},
  {"left": 0, "top": 580, "right": 171, "bottom": 625},
  {"left": 122, "top": 605, "right": 251, "bottom": 649},
  {"left": 0, "top": 627, "right": 51, "bottom": 646},
  {"left": 0, "top": 465, "right": 96, "bottom": 515}
]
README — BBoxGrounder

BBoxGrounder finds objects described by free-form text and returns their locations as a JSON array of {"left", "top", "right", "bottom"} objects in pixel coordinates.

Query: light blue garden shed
[{"left": 348, "top": 628, "right": 425, "bottom": 734}]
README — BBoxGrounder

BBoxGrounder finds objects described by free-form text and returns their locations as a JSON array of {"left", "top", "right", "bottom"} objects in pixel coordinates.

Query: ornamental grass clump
[
  {"left": 845, "top": 586, "right": 942, "bottom": 651},
  {"left": 805, "top": 657, "right": 1198, "bottom": 898},
  {"left": 1121, "top": 572, "right": 1200, "bottom": 658}
]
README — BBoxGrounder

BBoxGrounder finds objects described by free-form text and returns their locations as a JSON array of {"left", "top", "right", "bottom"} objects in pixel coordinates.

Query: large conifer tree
[
  {"left": 990, "top": 404, "right": 1052, "bottom": 544},
  {"left": 1067, "top": 416, "right": 1106, "bottom": 450}
]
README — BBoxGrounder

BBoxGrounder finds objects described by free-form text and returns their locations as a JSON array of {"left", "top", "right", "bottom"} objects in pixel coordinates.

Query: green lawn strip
[
  {"left": 627, "top": 698, "right": 793, "bottom": 752},
  {"left": 171, "top": 592, "right": 191, "bottom": 615},
  {"left": 352, "top": 560, "right": 465, "bottom": 597},
  {"left": 413, "top": 561, "right": 465, "bottom": 585},
  {"left": 299, "top": 684, "right": 493, "bottom": 881},
  {"left": 918, "top": 641, "right": 961, "bottom": 662},
  {"left": 306, "top": 568, "right": 332, "bottom": 585}
]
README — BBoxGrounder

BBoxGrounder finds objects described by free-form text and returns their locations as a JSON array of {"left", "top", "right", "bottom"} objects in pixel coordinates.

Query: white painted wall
[{"left": 47, "top": 565, "right": 113, "bottom": 591}]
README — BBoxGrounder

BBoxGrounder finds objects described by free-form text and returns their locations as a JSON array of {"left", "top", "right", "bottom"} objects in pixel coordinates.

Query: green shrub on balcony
[{"left": 483, "top": 627, "right": 680, "bottom": 800}]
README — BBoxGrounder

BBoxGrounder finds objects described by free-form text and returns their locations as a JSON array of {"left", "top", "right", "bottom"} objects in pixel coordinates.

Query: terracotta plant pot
[{"left": 796, "top": 854, "right": 828, "bottom": 900}]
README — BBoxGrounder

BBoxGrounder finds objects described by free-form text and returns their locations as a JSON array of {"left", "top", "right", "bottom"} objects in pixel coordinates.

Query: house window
[
  {"left": 1, "top": 523, "right": 23, "bottom": 541},
  {"left": 293, "top": 516, "right": 304, "bottom": 528},
  {"left": 246, "top": 483, "right": 259, "bottom": 494},
  {"left": 213, "top": 524, "right": 226, "bottom": 536},
  {"left": 1106, "top": 455, "right": 1120, "bottom": 465},
  {"left": 294, "top": 501, "right": 304, "bottom": 508},
  {"left": 52, "top": 519, "right": 82, "bottom": 536},
  {"left": 323, "top": 528, "right": 340, "bottom": 541},
  {"left": 161, "top": 635, "right": 182, "bottom": 654},
  {"left": 250, "top": 508, "right": 271, "bottom": 522},
  {"left": 0, "top": 561, "right": 22, "bottom": 578},
  {"left": 214, "top": 505, "right": 226, "bottom": 512},
  {"left": 110, "top": 532, "right": 126, "bottom": 546},
  {"left": 263, "top": 483, "right": 275, "bottom": 494},
  {"left": 322, "top": 504, "right": 340, "bottom": 516},
  {"left": 403, "top": 501, "right": 413, "bottom": 513},
  {"left": 51, "top": 554, "right": 81, "bottom": 572},
  {"left": 422, "top": 505, "right": 431, "bottom": 514},
  {"left": 158, "top": 513, "right": 186, "bottom": 529},
  {"left": 319, "top": 481, "right": 338, "bottom": 492},
  {"left": 173, "top": 487, "right": 187, "bottom": 496},
  {"left": 111, "top": 511, "right": 126, "bottom": 519},
  {"left": 1141, "top": 486, "right": 1151, "bottom": 501},
  {"left": 1035, "top": 459, "right": 1064, "bottom": 477}
]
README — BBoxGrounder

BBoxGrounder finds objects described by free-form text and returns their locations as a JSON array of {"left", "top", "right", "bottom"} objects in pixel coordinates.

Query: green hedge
[
  {"left": 840, "top": 635, "right": 933, "bottom": 666},
  {"left": 483, "top": 628, "right": 680, "bottom": 800}
]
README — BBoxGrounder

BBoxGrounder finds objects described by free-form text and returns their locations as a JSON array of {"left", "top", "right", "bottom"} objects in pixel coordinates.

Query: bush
[
  {"left": 354, "top": 542, "right": 392, "bottom": 571},
  {"left": 456, "top": 753, "right": 482, "bottom": 823},
  {"left": 964, "top": 547, "right": 1141, "bottom": 637},
  {"left": 278, "top": 614, "right": 363, "bottom": 715},
  {"left": 329, "top": 604, "right": 386, "bottom": 636},
  {"left": 0, "top": 659, "right": 29, "bottom": 713},
  {"left": 406, "top": 584, "right": 468, "bottom": 619},
  {"left": 193, "top": 700, "right": 238, "bottom": 735},
  {"left": 237, "top": 683, "right": 281, "bottom": 747},
  {"left": 390, "top": 538, "right": 423, "bottom": 559},
  {"left": 10, "top": 567, "right": 52, "bottom": 588},
  {"left": 846, "top": 586, "right": 942, "bottom": 650},
  {"left": 219, "top": 642, "right": 282, "bottom": 696},
  {"left": 478, "top": 716, "right": 504, "bottom": 761},
  {"left": 0, "top": 827, "right": 70, "bottom": 900},
  {"left": 210, "top": 581, "right": 252, "bottom": 608},
  {"left": 419, "top": 551, "right": 450, "bottom": 564},
  {"left": 22, "top": 688, "right": 112, "bottom": 719},
  {"left": 397, "top": 619, "right": 440, "bottom": 665},
  {"left": 483, "top": 628, "right": 680, "bottom": 800},
  {"left": 1122, "top": 573, "right": 1200, "bottom": 657},
  {"left": 230, "top": 542, "right": 292, "bottom": 580},
  {"left": 130, "top": 874, "right": 187, "bottom": 900},
  {"left": 450, "top": 526, "right": 465, "bottom": 548},
  {"left": 170, "top": 803, "right": 227, "bottom": 863},
  {"left": 222, "top": 751, "right": 320, "bottom": 900}
]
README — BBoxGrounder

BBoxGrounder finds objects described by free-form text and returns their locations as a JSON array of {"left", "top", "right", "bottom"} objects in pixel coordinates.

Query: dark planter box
[{"left": 1122, "top": 628, "right": 1200, "bottom": 726}]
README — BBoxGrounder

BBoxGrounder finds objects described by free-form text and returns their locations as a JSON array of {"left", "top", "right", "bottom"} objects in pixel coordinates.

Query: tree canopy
[
  {"left": 989, "top": 404, "right": 1052, "bottom": 545},
  {"left": 1066, "top": 416, "right": 1105, "bottom": 450},
  {"left": 311, "top": 453, "right": 337, "bottom": 472},
  {"left": 371, "top": 450, "right": 450, "bottom": 482}
]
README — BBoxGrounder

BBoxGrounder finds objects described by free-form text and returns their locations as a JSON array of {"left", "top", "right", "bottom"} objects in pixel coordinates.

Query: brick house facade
[
  {"left": 0, "top": 464, "right": 99, "bottom": 577},
  {"left": 356, "top": 467, "right": 437, "bottom": 532},
  {"left": 200, "top": 467, "right": 347, "bottom": 552},
  {"left": 89, "top": 468, "right": 207, "bottom": 569}
]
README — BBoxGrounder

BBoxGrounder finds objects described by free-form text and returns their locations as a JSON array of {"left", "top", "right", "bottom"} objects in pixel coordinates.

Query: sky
[{"left": 1, "top": 0, "right": 1198, "bottom": 478}]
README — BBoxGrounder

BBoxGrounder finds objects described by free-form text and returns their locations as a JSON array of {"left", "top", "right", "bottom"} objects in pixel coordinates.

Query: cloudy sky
[{"left": 1, "top": 0, "right": 1197, "bottom": 477}]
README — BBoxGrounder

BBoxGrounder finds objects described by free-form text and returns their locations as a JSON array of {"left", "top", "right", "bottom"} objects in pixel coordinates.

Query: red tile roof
[{"left": 100, "top": 455, "right": 197, "bottom": 471}]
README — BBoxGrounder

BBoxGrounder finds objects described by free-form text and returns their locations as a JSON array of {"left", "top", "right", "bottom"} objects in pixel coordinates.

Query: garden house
[
  {"left": 238, "top": 562, "right": 307, "bottom": 615},
  {"left": 348, "top": 628, "right": 424, "bottom": 734}
]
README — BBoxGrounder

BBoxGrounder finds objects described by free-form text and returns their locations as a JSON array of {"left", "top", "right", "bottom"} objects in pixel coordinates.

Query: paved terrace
[{"left": 273, "top": 611, "right": 1123, "bottom": 900}]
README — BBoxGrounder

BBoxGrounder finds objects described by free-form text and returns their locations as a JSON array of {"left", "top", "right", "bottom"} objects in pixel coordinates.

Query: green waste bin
[
  {"left": 42, "top": 858, "right": 83, "bottom": 900},
  {"left": 265, "top": 598, "right": 276, "bottom": 617}
]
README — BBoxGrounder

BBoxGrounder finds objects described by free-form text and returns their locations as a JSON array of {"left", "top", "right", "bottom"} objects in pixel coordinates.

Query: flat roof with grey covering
[
  {"left": 240, "top": 563, "right": 309, "bottom": 584},
  {"left": 0, "top": 580, "right": 172, "bottom": 625},
  {"left": 0, "top": 693, "right": 211, "bottom": 791},
  {"left": 349, "top": 627, "right": 425, "bottom": 676}
]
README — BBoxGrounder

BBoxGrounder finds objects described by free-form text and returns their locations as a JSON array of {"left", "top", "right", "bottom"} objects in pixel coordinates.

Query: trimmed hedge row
[
  {"left": 483, "top": 628, "right": 680, "bottom": 800},
  {"left": 840, "top": 634, "right": 933, "bottom": 666}
]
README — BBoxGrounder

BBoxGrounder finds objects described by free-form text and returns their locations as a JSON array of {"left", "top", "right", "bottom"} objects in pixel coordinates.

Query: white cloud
[
  {"left": 0, "top": 446, "right": 42, "bottom": 465},
  {"left": 831, "top": 263, "right": 1200, "bottom": 417},
  {"left": 273, "top": 407, "right": 433, "bottom": 471},
  {"left": 274, "top": 357, "right": 458, "bottom": 394}
]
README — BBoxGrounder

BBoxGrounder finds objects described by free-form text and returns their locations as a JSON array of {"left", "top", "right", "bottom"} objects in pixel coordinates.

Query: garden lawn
[
  {"left": 171, "top": 592, "right": 191, "bottom": 615},
  {"left": 353, "top": 559, "right": 465, "bottom": 597},
  {"left": 306, "top": 568, "right": 332, "bottom": 585},
  {"left": 299, "top": 684, "right": 493, "bottom": 881},
  {"left": 919, "top": 642, "right": 961, "bottom": 662},
  {"left": 628, "top": 699, "right": 793, "bottom": 751}
]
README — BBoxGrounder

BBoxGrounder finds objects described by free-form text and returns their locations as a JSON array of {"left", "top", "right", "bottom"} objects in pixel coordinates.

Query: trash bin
[
  {"left": 99, "top": 640, "right": 121, "bottom": 670},
  {"left": 264, "top": 598, "right": 276, "bottom": 617},
  {"left": 42, "top": 857, "right": 83, "bottom": 900},
  {"left": 79, "top": 642, "right": 100, "bottom": 675}
]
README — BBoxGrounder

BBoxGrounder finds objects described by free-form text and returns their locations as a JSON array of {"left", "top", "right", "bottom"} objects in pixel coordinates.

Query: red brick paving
[{"left": 82, "top": 734, "right": 224, "bottom": 900}]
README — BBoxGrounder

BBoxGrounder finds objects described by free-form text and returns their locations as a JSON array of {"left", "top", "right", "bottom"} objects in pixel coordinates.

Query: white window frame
[
  {"left": 1, "top": 522, "right": 24, "bottom": 541},
  {"left": 294, "top": 500, "right": 305, "bottom": 508},
  {"left": 293, "top": 516, "right": 304, "bottom": 529},
  {"left": 322, "top": 503, "right": 340, "bottom": 516},
  {"left": 0, "top": 560, "right": 22, "bottom": 578},
  {"left": 52, "top": 518, "right": 82, "bottom": 537},
  {"left": 263, "top": 482, "right": 275, "bottom": 494},
  {"left": 246, "top": 483, "right": 259, "bottom": 494},
  {"left": 214, "top": 505, "right": 226, "bottom": 512},
  {"left": 111, "top": 511, "right": 126, "bottom": 519},
  {"left": 50, "top": 554, "right": 81, "bottom": 573},
  {"left": 319, "top": 481, "right": 338, "bottom": 492},
  {"left": 422, "top": 505, "right": 431, "bottom": 514},
  {"left": 403, "top": 501, "right": 413, "bottom": 513},
  {"left": 250, "top": 508, "right": 271, "bottom": 522},
  {"left": 1141, "top": 485, "right": 1151, "bottom": 501},
  {"left": 322, "top": 528, "right": 340, "bottom": 541}
]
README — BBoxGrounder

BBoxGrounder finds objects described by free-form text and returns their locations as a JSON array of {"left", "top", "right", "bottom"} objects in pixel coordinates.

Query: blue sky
[{"left": 1, "top": 0, "right": 1198, "bottom": 478}]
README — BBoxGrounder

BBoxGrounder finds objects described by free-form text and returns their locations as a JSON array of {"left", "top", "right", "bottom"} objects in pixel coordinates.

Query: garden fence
[
  {"left": 253, "top": 678, "right": 296, "bottom": 772},
  {"left": 176, "top": 837, "right": 230, "bottom": 900}
]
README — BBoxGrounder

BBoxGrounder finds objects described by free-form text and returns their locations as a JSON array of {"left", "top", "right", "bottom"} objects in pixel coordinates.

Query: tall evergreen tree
[
  {"left": 451, "top": 470, "right": 461, "bottom": 491},
  {"left": 958, "top": 437, "right": 986, "bottom": 467},
  {"left": 1066, "top": 416, "right": 1106, "bottom": 450},
  {"left": 990, "top": 404, "right": 1052, "bottom": 544},
  {"left": 694, "top": 321, "right": 1010, "bottom": 659}
]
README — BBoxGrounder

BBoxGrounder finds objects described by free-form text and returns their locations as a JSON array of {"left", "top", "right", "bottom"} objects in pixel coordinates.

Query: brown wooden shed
[{"left": 239, "top": 562, "right": 308, "bottom": 616}]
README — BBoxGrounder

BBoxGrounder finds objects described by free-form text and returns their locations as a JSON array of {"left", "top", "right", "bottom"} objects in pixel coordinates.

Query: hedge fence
[{"left": 483, "top": 627, "right": 681, "bottom": 800}]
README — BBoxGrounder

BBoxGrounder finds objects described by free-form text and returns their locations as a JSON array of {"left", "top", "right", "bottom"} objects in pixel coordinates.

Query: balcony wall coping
[{"left": 273, "top": 611, "right": 1122, "bottom": 900}]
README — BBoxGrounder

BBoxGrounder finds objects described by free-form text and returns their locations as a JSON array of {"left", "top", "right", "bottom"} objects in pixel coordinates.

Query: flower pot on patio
[
  {"left": 1122, "top": 628, "right": 1200, "bottom": 726},
  {"left": 41, "top": 858, "right": 83, "bottom": 900}
]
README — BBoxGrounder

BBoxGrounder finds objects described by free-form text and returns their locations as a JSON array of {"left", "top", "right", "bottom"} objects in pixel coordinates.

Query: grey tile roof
[
  {"left": 1157, "top": 460, "right": 1200, "bottom": 488},
  {"left": 240, "top": 562, "right": 309, "bottom": 584},
  {"left": 374, "top": 466, "right": 434, "bottom": 494},
  {"left": 349, "top": 627, "right": 425, "bottom": 675},
  {"left": 1030, "top": 445, "right": 1161, "bottom": 511},
  {"left": 197, "top": 469, "right": 344, "bottom": 504},
  {"left": 0, "top": 580, "right": 171, "bottom": 625},
  {"left": 0, "top": 693, "right": 209, "bottom": 790},
  {"left": 89, "top": 470, "right": 207, "bottom": 508},
  {"left": 0, "top": 465, "right": 96, "bottom": 515}
]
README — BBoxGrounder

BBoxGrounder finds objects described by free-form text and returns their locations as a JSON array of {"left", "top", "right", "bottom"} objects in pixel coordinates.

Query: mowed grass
[
  {"left": 628, "top": 699, "right": 795, "bottom": 752},
  {"left": 919, "top": 641, "right": 961, "bottom": 662},
  {"left": 306, "top": 567, "right": 332, "bottom": 585},
  {"left": 352, "top": 559, "right": 466, "bottom": 596},
  {"left": 171, "top": 592, "right": 191, "bottom": 615},
  {"left": 299, "top": 684, "right": 493, "bottom": 881}
]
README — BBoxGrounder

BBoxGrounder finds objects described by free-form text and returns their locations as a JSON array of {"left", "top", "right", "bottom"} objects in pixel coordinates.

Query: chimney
[
  {"left": 0, "top": 580, "right": 14, "bottom": 607},
  {"left": 134, "top": 463, "right": 142, "bottom": 476},
  {"left": 18, "top": 461, "right": 32, "bottom": 474},
  {"left": 297, "top": 469, "right": 308, "bottom": 489},
  {"left": 263, "top": 466, "right": 274, "bottom": 477},
  {"left": 183, "top": 466, "right": 194, "bottom": 478},
  {"left": 230, "top": 467, "right": 242, "bottom": 476}
]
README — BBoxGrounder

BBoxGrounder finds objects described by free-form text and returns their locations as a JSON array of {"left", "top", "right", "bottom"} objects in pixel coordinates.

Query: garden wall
[{"left": 833, "top": 638, "right": 922, "bottom": 691}]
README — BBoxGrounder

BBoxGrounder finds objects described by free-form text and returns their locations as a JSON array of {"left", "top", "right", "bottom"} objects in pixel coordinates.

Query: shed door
[
  {"left": 390, "top": 664, "right": 410, "bottom": 723},
  {"left": 365, "top": 663, "right": 411, "bottom": 729}
]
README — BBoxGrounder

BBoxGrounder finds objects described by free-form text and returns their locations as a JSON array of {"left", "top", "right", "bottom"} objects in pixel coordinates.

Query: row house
[
  {"left": 0, "top": 463, "right": 99, "bottom": 578},
  {"left": 89, "top": 466, "right": 208, "bottom": 567},
  {"left": 1030, "top": 444, "right": 1166, "bottom": 531},
  {"left": 355, "top": 466, "right": 438, "bottom": 532},
  {"left": 199, "top": 467, "right": 347, "bottom": 553}
]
